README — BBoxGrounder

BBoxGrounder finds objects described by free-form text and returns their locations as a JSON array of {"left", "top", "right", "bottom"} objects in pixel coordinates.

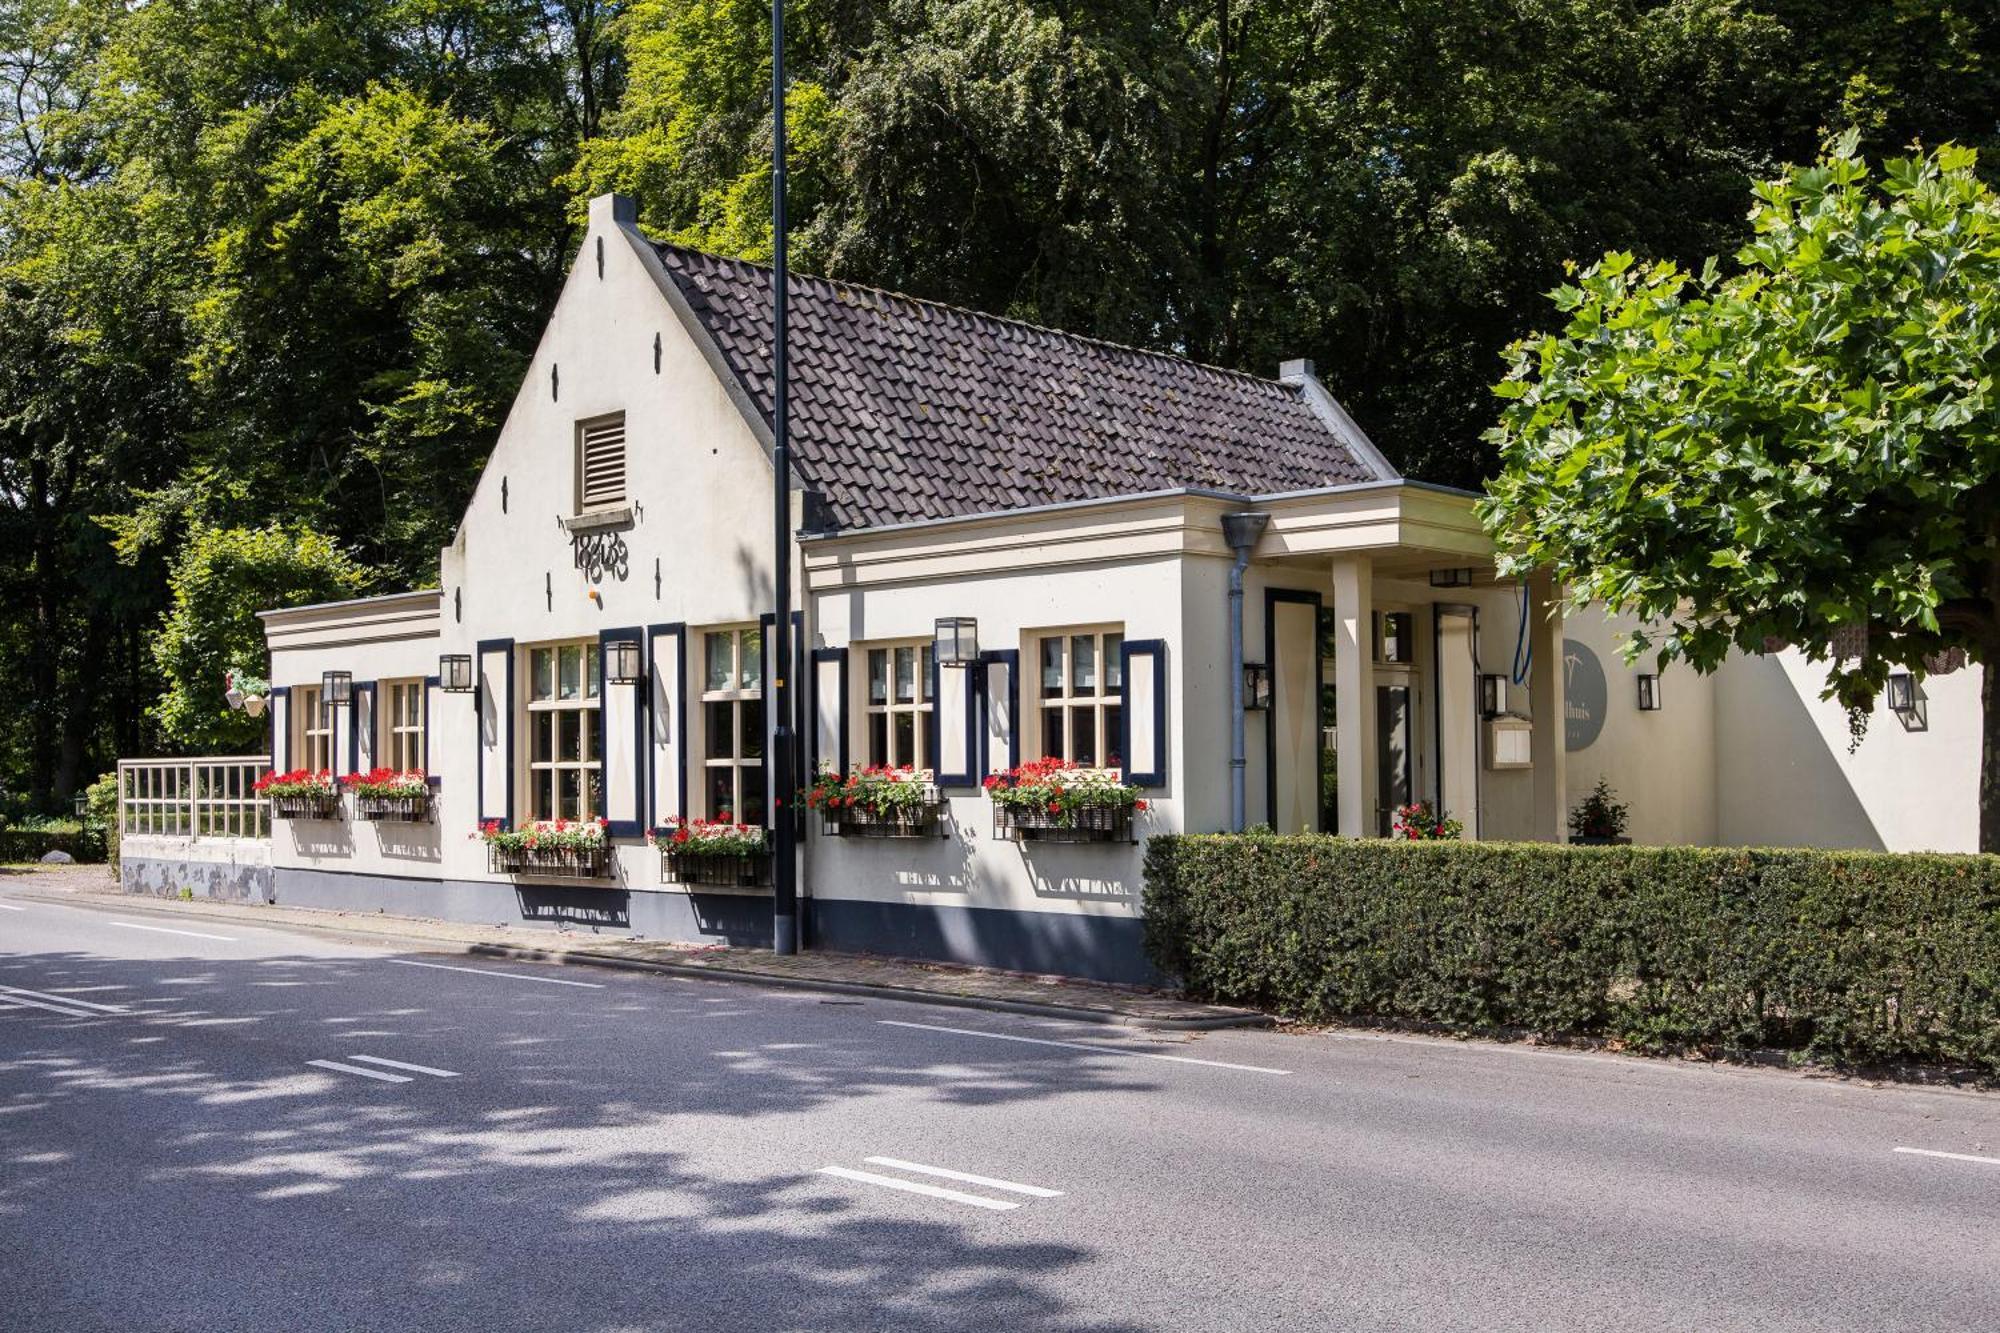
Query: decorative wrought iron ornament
[{"left": 572, "top": 529, "right": 631, "bottom": 583}]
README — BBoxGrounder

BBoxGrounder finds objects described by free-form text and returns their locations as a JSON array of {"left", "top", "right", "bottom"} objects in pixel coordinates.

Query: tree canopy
[
  {"left": 1480, "top": 136, "right": 2000, "bottom": 844},
  {"left": 0, "top": 0, "right": 1995, "bottom": 810}
]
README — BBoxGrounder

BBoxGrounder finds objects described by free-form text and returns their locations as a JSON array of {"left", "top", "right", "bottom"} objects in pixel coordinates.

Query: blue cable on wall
[{"left": 1511, "top": 580, "right": 1534, "bottom": 686}]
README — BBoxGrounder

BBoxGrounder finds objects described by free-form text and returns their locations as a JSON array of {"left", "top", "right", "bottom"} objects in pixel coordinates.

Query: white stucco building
[{"left": 115, "top": 195, "right": 1983, "bottom": 983}]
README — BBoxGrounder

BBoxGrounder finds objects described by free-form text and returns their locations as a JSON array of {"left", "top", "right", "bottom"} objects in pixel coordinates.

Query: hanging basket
[
  {"left": 488, "top": 843, "right": 610, "bottom": 879},
  {"left": 822, "top": 786, "right": 946, "bottom": 838},
  {"left": 661, "top": 847, "right": 771, "bottom": 888},
  {"left": 269, "top": 791, "right": 342, "bottom": 821},
  {"left": 992, "top": 802, "right": 1134, "bottom": 845}
]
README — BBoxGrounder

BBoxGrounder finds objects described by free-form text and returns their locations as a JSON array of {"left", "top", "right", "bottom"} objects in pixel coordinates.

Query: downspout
[{"left": 1222, "top": 512, "right": 1270, "bottom": 832}]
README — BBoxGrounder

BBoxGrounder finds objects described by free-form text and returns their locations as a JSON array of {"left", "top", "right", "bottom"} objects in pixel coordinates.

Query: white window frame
[
  {"left": 523, "top": 641, "right": 602, "bottom": 822},
  {"left": 1030, "top": 626, "right": 1124, "bottom": 770},
  {"left": 382, "top": 679, "right": 426, "bottom": 773},
  {"left": 575, "top": 412, "right": 627, "bottom": 513},
  {"left": 861, "top": 640, "right": 933, "bottom": 771},
  {"left": 700, "top": 626, "right": 766, "bottom": 824},
  {"left": 295, "top": 685, "right": 332, "bottom": 772}
]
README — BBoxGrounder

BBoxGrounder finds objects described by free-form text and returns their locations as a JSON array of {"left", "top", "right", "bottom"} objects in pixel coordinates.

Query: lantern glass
[
  {"left": 1243, "top": 663, "right": 1271, "bottom": 711},
  {"left": 1637, "top": 674, "right": 1662, "bottom": 712},
  {"left": 440, "top": 653, "right": 474, "bottom": 693},
  {"left": 321, "top": 670, "right": 352, "bottom": 706},
  {"left": 933, "top": 616, "right": 979, "bottom": 667},
  {"left": 1480, "top": 673, "right": 1505, "bottom": 718},
  {"left": 605, "top": 638, "right": 642, "bottom": 685},
  {"left": 1886, "top": 672, "right": 1915, "bottom": 714}
]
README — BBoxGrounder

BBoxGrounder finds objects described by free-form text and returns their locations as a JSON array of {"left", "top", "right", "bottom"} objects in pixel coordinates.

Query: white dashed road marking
[
  {"left": 863, "top": 1157, "right": 1062, "bottom": 1198},
  {"left": 386, "top": 959, "right": 604, "bottom": 988},
  {"left": 818, "top": 1166, "right": 1021, "bottom": 1211},
  {"left": 0, "top": 984, "right": 127, "bottom": 1014},
  {"left": 308, "top": 1059, "right": 413, "bottom": 1084},
  {"left": 110, "top": 921, "right": 237, "bottom": 942},
  {"left": 348, "top": 1054, "right": 460, "bottom": 1078},
  {"left": 1895, "top": 1146, "right": 2000, "bottom": 1169}
]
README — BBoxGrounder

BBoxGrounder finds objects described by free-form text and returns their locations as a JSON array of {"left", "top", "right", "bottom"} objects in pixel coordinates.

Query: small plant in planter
[
  {"left": 653, "top": 817, "right": 771, "bottom": 886},
  {"left": 1569, "top": 778, "right": 1631, "bottom": 845},
  {"left": 1390, "top": 800, "right": 1463, "bottom": 841},
  {"left": 225, "top": 663, "right": 270, "bottom": 718},
  {"left": 802, "top": 765, "right": 942, "bottom": 837},
  {"left": 343, "top": 768, "right": 431, "bottom": 822},
  {"left": 476, "top": 817, "right": 610, "bottom": 877},
  {"left": 984, "top": 758, "right": 1147, "bottom": 843},
  {"left": 255, "top": 769, "right": 340, "bottom": 820}
]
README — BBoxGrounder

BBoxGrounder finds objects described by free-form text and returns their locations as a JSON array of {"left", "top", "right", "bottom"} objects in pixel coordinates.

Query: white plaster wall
[
  {"left": 806, "top": 557, "right": 1183, "bottom": 920},
  {"left": 1713, "top": 650, "right": 1980, "bottom": 852}
]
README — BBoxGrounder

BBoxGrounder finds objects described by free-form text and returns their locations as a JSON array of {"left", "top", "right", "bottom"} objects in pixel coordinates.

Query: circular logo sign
[{"left": 1563, "top": 639, "right": 1607, "bottom": 751}]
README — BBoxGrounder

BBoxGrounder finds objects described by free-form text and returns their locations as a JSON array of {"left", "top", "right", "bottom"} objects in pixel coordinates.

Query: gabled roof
[{"left": 653, "top": 243, "right": 1387, "bottom": 531}]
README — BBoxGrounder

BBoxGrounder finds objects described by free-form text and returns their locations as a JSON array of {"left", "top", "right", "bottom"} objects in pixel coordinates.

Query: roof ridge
[{"left": 650, "top": 239, "right": 1294, "bottom": 394}]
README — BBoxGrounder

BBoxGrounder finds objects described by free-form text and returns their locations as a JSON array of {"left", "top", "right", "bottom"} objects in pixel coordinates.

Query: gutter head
[{"left": 1221, "top": 510, "right": 1270, "bottom": 554}]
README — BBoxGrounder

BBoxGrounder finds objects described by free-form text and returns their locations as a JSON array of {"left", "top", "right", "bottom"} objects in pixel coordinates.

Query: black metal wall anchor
[{"left": 572, "top": 530, "right": 631, "bottom": 584}]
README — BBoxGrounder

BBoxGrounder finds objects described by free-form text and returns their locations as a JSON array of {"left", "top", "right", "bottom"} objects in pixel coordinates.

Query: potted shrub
[
  {"left": 344, "top": 768, "right": 431, "bottom": 822},
  {"left": 476, "top": 817, "right": 611, "bottom": 878},
  {"left": 1568, "top": 779, "right": 1631, "bottom": 845},
  {"left": 1390, "top": 800, "right": 1463, "bottom": 841},
  {"left": 653, "top": 817, "right": 770, "bottom": 887},
  {"left": 226, "top": 664, "right": 270, "bottom": 719},
  {"left": 255, "top": 769, "right": 340, "bottom": 820},
  {"left": 802, "top": 765, "right": 943, "bottom": 837},
  {"left": 984, "top": 758, "right": 1147, "bottom": 844}
]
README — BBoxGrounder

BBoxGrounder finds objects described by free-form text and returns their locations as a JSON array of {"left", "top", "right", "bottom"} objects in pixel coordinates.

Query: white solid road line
[
  {"left": 0, "top": 993, "right": 110, "bottom": 1019},
  {"left": 110, "top": 921, "right": 237, "bottom": 942},
  {"left": 307, "top": 1059, "right": 413, "bottom": 1084},
  {"left": 1895, "top": 1146, "right": 2000, "bottom": 1168},
  {"left": 817, "top": 1166, "right": 1021, "bottom": 1211},
  {"left": 386, "top": 958, "right": 604, "bottom": 988},
  {"left": 0, "top": 902, "right": 25, "bottom": 911},
  {"left": 0, "top": 984, "right": 127, "bottom": 1013},
  {"left": 348, "top": 1054, "right": 460, "bottom": 1078},
  {"left": 878, "top": 1019, "right": 1292, "bottom": 1076},
  {"left": 863, "top": 1156, "right": 1062, "bottom": 1198}
]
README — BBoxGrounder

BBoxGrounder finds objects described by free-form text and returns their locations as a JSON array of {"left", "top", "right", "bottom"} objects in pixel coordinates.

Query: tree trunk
[{"left": 1984, "top": 657, "right": 2000, "bottom": 853}]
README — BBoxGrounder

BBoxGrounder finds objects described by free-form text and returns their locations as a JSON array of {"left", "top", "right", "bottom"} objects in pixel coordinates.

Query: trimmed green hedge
[
  {"left": 0, "top": 827, "right": 108, "bottom": 864},
  {"left": 1143, "top": 836, "right": 2000, "bottom": 1074}
]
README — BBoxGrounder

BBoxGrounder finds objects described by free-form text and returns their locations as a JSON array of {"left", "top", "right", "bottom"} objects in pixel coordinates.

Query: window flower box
[
  {"left": 654, "top": 819, "right": 771, "bottom": 887},
  {"left": 256, "top": 769, "right": 341, "bottom": 821},
  {"left": 477, "top": 818, "right": 611, "bottom": 879},
  {"left": 803, "top": 766, "right": 945, "bottom": 838},
  {"left": 985, "top": 759, "right": 1145, "bottom": 844},
  {"left": 343, "top": 769, "right": 431, "bottom": 823}
]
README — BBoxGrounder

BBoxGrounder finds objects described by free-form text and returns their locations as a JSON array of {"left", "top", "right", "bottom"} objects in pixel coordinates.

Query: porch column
[
  {"left": 1527, "top": 569, "right": 1567, "bottom": 842},
  {"left": 1331, "top": 554, "right": 1378, "bottom": 837}
]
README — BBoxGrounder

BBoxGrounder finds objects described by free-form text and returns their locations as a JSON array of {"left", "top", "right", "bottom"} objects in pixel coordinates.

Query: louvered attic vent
[{"left": 577, "top": 414, "right": 627, "bottom": 511}]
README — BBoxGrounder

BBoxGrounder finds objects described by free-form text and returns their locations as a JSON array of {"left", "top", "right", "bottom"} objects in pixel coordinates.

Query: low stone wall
[{"left": 121, "top": 836, "right": 273, "bottom": 903}]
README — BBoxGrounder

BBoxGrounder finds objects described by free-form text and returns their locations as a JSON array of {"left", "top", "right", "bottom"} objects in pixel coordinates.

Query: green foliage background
[
  {"left": 0, "top": 0, "right": 1994, "bottom": 808},
  {"left": 1144, "top": 833, "right": 2000, "bottom": 1074}
]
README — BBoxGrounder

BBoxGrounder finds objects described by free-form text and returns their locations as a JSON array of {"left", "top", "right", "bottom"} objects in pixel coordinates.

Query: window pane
[
  {"left": 708, "top": 769, "right": 736, "bottom": 822},
  {"left": 740, "top": 768, "right": 768, "bottom": 827},
  {"left": 921, "top": 647, "right": 934, "bottom": 702},
  {"left": 894, "top": 647, "right": 915, "bottom": 704},
  {"left": 706, "top": 701, "right": 735, "bottom": 759},
  {"left": 1040, "top": 638, "right": 1063, "bottom": 696},
  {"left": 869, "top": 713, "right": 888, "bottom": 767},
  {"left": 531, "top": 772, "right": 550, "bottom": 821},
  {"left": 532, "top": 649, "right": 554, "bottom": 702},
  {"left": 585, "top": 645, "right": 601, "bottom": 699},
  {"left": 1105, "top": 634, "right": 1124, "bottom": 691},
  {"left": 557, "top": 711, "right": 581, "bottom": 763},
  {"left": 1105, "top": 705, "right": 1123, "bottom": 768},
  {"left": 740, "top": 629, "right": 762, "bottom": 690},
  {"left": 1071, "top": 635, "right": 1096, "bottom": 692},
  {"left": 532, "top": 711, "right": 555, "bottom": 763},
  {"left": 1042, "top": 707, "right": 1065, "bottom": 759},
  {"left": 869, "top": 649, "right": 888, "bottom": 704},
  {"left": 580, "top": 708, "right": 599, "bottom": 762},
  {"left": 894, "top": 712, "right": 915, "bottom": 768},
  {"left": 1070, "top": 707, "right": 1097, "bottom": 767},
  {"left": 559, "top": 645, "right": 582, "bottom": 700},
  {"left": 741, "top": 698, "right": 765, "bottom": 759},
  {"left": 706, "top": 633, "right": 733, "bottom": 691},
  {"left": 559, "top": 769, "right": 583, "bottom": 820}
]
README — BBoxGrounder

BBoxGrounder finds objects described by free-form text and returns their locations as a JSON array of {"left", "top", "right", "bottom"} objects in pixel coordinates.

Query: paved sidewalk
[{"left": 0, "top": 864, "right": 1263, "bottom": 1030}]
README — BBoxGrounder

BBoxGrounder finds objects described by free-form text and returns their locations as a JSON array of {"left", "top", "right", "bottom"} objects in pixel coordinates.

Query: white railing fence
[{"left": 118, "top": 758, "right": 270, "bottom": 840}]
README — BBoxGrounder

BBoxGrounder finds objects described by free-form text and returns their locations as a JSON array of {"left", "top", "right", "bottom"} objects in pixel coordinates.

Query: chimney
[{"left": 1278, "top": 358, "right": 1315, "bottom": 386}]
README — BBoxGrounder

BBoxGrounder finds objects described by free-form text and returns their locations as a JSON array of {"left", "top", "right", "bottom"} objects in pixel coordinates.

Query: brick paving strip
[{"left": 0, "top": 864, "right": 1265, "bottom": 1031}]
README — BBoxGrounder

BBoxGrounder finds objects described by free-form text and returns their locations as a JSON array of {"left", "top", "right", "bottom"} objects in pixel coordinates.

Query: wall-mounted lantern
[
  {"left": 1243, "top": 662, "right": 1271, "bottom": 711},
  {"left": 440, "top": 654, "right": 475, "bottom": 694},
  {"left": 604, "top": 638, "right": 643, "bottom": 685},
  {"left": 1429, "top": 567, "right": 1474, "bottom": 589},
  {"left": 1886, "top": 671, "right": 1917, "bottom": 716},
  {"left": 1480, "top": 673, "right": 1506, "bottom": 719},
  {"left": 1637, "top": 673, "right": 1662, "bottom": 712},
  {"left": 933, "top": 616, "right": 979, "bottom": 668},
  {"left": 321, "top": 671, "right": 352, "bottom": 717}
]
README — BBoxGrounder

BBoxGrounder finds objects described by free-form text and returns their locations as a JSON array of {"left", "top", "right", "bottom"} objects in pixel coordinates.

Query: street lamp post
[{"left": 769, "top": 0, "right": 798, "bottom": 955}]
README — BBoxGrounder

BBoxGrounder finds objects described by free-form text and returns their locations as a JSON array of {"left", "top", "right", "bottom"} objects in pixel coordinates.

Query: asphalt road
[{"left": 2, "top": 886, "right": 1997, "bottom": 1332}]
